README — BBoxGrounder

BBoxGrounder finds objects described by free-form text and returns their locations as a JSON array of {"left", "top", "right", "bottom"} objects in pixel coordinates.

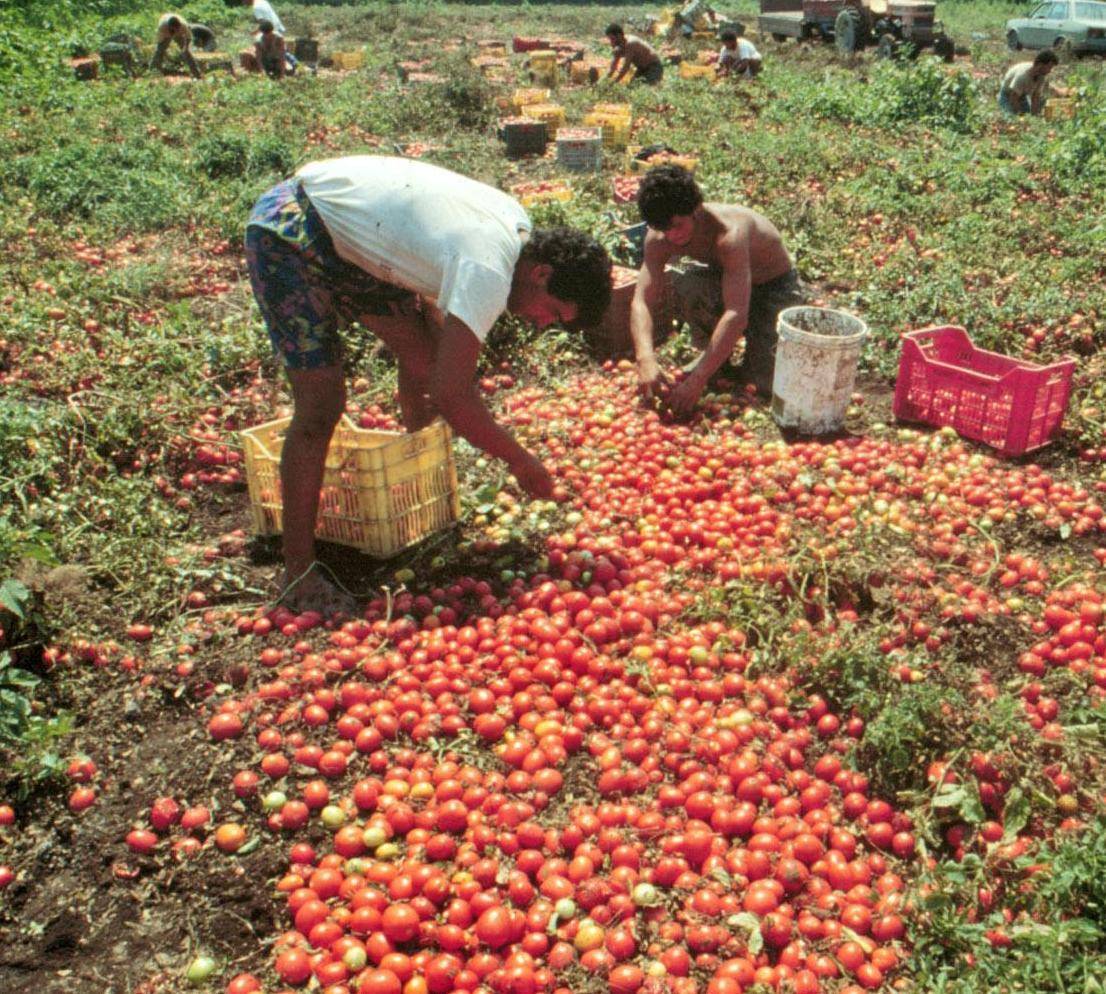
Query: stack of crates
[
  {"left": 555, "top": 127, "right": 603, "bottom": 173},
  {"left": 583, "top": 102, "right": 632, "bottom": 150},
  {"left": 509, "top": 87, "right": 551, "bottom": 114},
  {"left": 524, "top": 103, "right": 567, "bottom": 136}
]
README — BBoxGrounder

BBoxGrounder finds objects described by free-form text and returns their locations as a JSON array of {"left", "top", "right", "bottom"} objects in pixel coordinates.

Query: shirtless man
[
  {"left": 151, "top": 13, "right": 202, "bottom": 79},
  {"left": 605, "top": 24, "right": 664, "bottom": 85},
  {"left": 630, "top": 164, "right": 805, "bottom": 414}
]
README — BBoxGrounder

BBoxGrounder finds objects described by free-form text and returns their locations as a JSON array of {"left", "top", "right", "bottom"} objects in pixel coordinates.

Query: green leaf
[
  {"left": 0, "top": 579, "right": 30, "bottom": 620},
  {"left": 1002, "top": 788, "right": 1031, "bottom": 843},
  {"left": 960, "top": 784, "right": 987, "bottom": 825},
  {"left": 932, "top": 783, "right": 967, "bottom": 810}
]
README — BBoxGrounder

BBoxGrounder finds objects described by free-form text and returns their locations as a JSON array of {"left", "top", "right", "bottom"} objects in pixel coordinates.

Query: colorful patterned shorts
[{"left": 245, "top": 179, "right": 417, "bottom": 370}]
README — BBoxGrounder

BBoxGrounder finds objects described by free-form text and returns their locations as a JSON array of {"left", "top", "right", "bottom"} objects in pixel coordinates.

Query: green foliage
[
  {"left": 196, "top": 132, "right": 295, "bottom": 180},
  {"left": 799, "top": 58, "right": 982, "bottom": 134},
  {"left": 910, "top": 819, "right": 1106, "bottom": 992},
  {"left": 24, "top": 139, "right": 186, "bottom": 226}
]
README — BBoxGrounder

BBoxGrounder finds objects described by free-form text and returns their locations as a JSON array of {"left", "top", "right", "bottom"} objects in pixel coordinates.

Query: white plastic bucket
[{"left": 771, "top": 306, "right": 868, "bottom": 435}]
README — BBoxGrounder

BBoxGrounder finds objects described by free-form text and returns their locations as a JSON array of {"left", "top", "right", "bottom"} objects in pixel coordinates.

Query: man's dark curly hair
[
  {"left": 606, "top": 23, "right": 625, "bottom": 39},
  {"left": 637, "top": 164, "right": 703, "bottom": 230},
  {"left": 521, "top": 227, "right": 612, "bottom": 329}
]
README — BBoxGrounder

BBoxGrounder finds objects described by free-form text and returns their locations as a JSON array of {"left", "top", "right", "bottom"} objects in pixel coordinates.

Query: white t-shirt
[
  {"left": 719, "top": 38, "right": 760, "bottom": 64},
  {"left": 298, "top": 157, "right": 532, "bottom": 342},
  {"left": 1001, "top": 62, "right": 1047, "bottom": 101},
  {"left": 252, "top": 0, "right": 285, "bottom": 36}
]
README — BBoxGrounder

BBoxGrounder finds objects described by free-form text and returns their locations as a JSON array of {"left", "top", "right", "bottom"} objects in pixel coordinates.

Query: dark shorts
[
  {"left": 244, "top": 179, "right": 416, "bottom": 370},
  {"left": 670, "top": 264, "right": 808, "bottom": 392},
  {"left": 634, "top": 60, "right": 664, "bottom": 84},
  {"left": 998, "top": 90, "right": 1031, "bottom": 116}
]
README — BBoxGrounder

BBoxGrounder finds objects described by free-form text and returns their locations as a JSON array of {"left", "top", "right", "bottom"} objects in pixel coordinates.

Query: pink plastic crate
[{"left": 893, "top": 326, "right": 1075, "bottom": 456}]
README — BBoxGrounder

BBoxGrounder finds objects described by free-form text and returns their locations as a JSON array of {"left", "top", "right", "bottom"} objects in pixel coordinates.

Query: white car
[{"left": 1006, "top": 0, "right": 1106, "bottom": 57}]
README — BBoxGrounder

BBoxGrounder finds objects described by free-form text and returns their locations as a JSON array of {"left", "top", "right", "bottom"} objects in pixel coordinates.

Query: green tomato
[
  {"left": 554, "top": 898, "right": 577, "bottom": 919},
  {"left": 632, "top": 882, "right": 660, "bottom": 906},
  {"left": 185, "top": 955, "right": 218, "bottom": 985},
  {"left": 320, "top": 805, "right": 346, "bottom": 829},
  {"left": 362, "top": 825, "right": 388, "bottom": 849},
  {"left": 262, "top": 790, "right": 287, "bottom": 812}
]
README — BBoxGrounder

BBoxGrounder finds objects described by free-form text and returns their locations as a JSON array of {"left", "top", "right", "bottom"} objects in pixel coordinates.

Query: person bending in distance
[
  {"left": 245, "top": 155, "right": 611, "bottom": 613},
  {"left": 605, "top": 23, "right": 664, "bottom": 85},
  {"left": 630, "top": 164, "right": 805, "bottom": 415}
]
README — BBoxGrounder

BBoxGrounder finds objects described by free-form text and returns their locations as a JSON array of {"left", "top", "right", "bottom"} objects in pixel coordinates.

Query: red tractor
[{"left": 757, "top": 0, "right": 955, "bottom": 60}]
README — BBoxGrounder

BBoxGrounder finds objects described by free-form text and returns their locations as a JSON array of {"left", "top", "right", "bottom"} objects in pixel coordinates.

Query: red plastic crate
[
  {"left": 513, "top": 36, "right": 551, "bottom": 53},
  {"left": 892, "top": 326, "right": 1075, "bottom": 456}
]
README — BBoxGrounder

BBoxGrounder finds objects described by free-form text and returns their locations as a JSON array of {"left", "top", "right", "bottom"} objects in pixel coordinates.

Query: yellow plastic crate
[
  {"left": 583, "top": 112, "right": 632, "bottom": 149},
  {"left": 331, "top": 49, "right": 364, "bottom": 71},
  {"left": 524, "top": 102, "right": 566, "bottom": 131},
  {"left": 591, "top": 102, "right": 631, "bottom": 118},
  {"left": 510, "top": 180, "right": 573, "bottom": 207},
  {"left": 528, "top": 49, "right": 558, "bottom": 66},
  {"left": 570, "top": 60, "right": 606, "bottom": 85},
  {"left": 628, "top": 151, "right": 699, "bottom": 174},
  {"left": 241, "top": 416, "right": 459, "bottom": 558},
  {"left": 679, "top": 63, "right": 715, "bottom": 81},
  {"left": 510, "top": 87, "right": 551, "bottom": 113},
  {"left": 1044, "top": 99, "right": 1075, "bottom": 121}
]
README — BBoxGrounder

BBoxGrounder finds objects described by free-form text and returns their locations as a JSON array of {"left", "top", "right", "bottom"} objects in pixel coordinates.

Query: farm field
[{"left": 2, "top": 1, "right": 1106, "bottom": 993}]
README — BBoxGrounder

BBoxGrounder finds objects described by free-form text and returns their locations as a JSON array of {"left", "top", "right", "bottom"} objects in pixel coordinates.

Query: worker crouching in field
[
  {"left": 255, "top": 20, "right": 288, "bottom": 78},
  {"left": 630, "top": 165, "right": 806, "bottom": 414},
  {"left": 998, "top": 49, "right": 1059, "bottom": 116},
  {"left": 245, "top": 156, "right": 611, "bottom": 612},
  {"left": 717, "top": 30, "right": 762, "bottom": 79},
  {"left": 605, "top": 24, "right": 664, "bottom": 85},
  {"left": 151, "top": 14, "right": 202, "bottom": 79}
]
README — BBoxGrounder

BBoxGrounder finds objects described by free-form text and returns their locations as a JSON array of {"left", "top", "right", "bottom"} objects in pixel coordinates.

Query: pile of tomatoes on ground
[{"left": 169, "top": 366, "right": 1105, "bottom": 994}]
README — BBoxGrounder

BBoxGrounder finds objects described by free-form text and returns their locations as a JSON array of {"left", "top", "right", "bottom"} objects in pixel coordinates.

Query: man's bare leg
[{"left": 278, "top": 364, "right": 356, "bottom": 615}]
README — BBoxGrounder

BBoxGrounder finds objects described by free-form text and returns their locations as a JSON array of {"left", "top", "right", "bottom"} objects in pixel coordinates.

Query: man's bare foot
[{"left": 278, "top": 566, "right": 358, "bottom": 618}]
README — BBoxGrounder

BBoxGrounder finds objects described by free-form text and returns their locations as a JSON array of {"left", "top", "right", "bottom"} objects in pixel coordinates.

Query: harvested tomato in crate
[{"left": 892, "top": 326, "right": 1075, "bottom": 456}]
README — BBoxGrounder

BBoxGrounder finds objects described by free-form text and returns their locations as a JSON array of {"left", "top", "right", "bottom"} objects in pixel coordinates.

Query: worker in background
[
  {"left": 998, "top": 49, "right": 1061, "bottom": 116},
  {"left": 249, "top": 0, "right": 285, "bottom": 36},
  {"left": 717, "top": 29, "right": 762, "bottom": 79},
  {"left": 189, "top": 23, "right": 217, "bottom": 52},
  {"left": 605, "top": 23, "right": 664, "bottom": 85},
  {"left": 255, "top": 19, "right": 288, "bottom": 78},
  {"left": 151, "top": 14, "right": 202, "bottom": 79}
]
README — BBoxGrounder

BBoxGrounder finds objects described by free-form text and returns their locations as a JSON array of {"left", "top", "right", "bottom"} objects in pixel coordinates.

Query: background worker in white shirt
[
  {"left": 249, "top": 0, "right": 285, "bottom": 36},
  {"left": 998, "top": 50, "right": 1060, "bottom": 116},
  {"left": 244, "top": 156, "right": 612, "bottom": 613},
  {"left": 717, "top": 30, "right": 762, "bottom": 79}
]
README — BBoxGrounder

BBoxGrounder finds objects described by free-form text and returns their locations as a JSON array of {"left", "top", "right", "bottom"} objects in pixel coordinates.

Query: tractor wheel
[
  {"left": 772, "top": 33, "right": 788, "bottom": 43},
  {"left": 835, "top": 8, "right": 865, "bottom": 55},
  {"left": 933, "top": 35, "right": 955, "bottom": 63},
  {"left": 1006, "top": 30, "right": 1022, "bottom": 52},
  {"left": 876, "top": 33, "right": 900, "bottom": 60}
]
